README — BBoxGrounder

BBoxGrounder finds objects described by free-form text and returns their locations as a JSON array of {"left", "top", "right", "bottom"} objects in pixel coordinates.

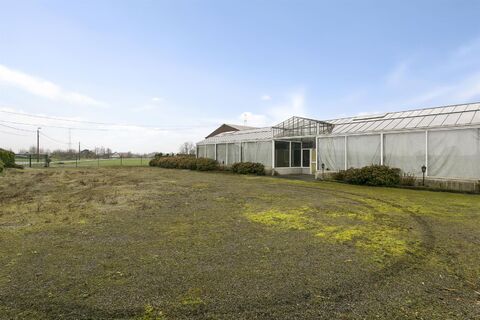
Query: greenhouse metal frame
[{"left": 197, "top": 102, "right": 480, "bottom": 180}]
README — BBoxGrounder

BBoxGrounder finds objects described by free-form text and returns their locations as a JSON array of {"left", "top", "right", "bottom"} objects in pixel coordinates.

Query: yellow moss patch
[
  {"left": 246, "top": 203, "right": 413, "bottom": 262},
  {"left": 180, "top": 288, "right": 205, "bottom": 306},
  {"left": 332, "top": 227, "right": 364, "bottom": 242},
  {"left": 356, "top": 229, "right": 409, "bottom": 257},
  {"left": 245, "top": 206, "right": 315, "bottom": 231}
]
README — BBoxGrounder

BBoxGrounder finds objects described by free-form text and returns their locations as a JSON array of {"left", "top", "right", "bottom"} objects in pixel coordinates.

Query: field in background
[
  {"left": 51, "top": 157, "right": 152, "bottom": 167},
  {"left": 0, "top": 167, "right": 479, "bottom": 319},
  {"left": 14, "top": 157, "right": 152, "bottom": 168}
]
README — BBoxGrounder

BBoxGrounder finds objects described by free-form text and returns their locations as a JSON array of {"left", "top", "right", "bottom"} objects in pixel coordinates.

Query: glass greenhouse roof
[
  {"left": 198, "top": 102, "right": 480, "bottom": 144},
  {"left": 272, "top": 116, "right": 334, "bottom": 138},
  {"left": 328, "top": 102, "right": 480, "bottom": 135}
]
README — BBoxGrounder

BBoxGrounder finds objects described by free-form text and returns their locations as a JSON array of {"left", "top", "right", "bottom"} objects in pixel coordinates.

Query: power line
[
  {"left": 0, "top": 109, "right": 213, "bottom": 129},
  {"left": 0, "top": 129, "right": 30, "bottom": 137},
  {"left": 40, "top": 132, "right": 70, "bottom": 145},
  {"left": 0, "top": 123, "right": 36, "bottom": 132},
  {"left": 0, "top": 118, "right": 208, "bottom": 132},
  {"left": 0, "top": 119, "right": 108, "bottom": 131}
]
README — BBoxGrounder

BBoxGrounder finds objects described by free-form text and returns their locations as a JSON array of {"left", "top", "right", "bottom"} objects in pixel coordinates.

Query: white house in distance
[{"left": 196, "top": 102, "right": 480, "bottom": 181}]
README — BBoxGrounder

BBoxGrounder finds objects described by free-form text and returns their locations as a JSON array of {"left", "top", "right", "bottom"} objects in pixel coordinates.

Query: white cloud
[
  {"left": 237, "top": 89, "right": 307, "bottom": 127},
  {"left": 239, "top": 112, "right": 268, "bottom": 127},
  {"left": 267, "top": 90, "right": 306, "bottom": 122},
  {"left": 151, "top": 97, "right": 164, "bottom": 103},
  {"left": 0, "top": 64, "right": 106, "bottom": 107},
  {"left": 260, "top": 94, "right": 271, "bottom": 101}
]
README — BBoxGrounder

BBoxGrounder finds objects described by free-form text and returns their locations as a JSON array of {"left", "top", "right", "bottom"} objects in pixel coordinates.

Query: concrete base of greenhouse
[
  {"left": 417, "top": 177, "right": 480, "bottom": 193},
  {"left": 314, "top": 172, "right": 480, "bottom": 193},
  {"left": 271, "top": 167, "right": 311, "bottom": 175}
]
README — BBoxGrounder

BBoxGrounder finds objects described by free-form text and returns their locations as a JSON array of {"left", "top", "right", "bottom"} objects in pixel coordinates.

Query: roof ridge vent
[{"left": 352, "top": 113, "right": 388, "bottom": 121}]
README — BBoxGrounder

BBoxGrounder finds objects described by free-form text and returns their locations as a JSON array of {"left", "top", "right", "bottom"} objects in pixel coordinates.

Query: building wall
[
  {"left": 317, "top": 126, "right": 480, "bottom": 180},
  {"left": 198, "top": 125, "right": 480, "bottom": 180},
  {"left": 197, "top": 140, "right": 273, "bottom": 168}
]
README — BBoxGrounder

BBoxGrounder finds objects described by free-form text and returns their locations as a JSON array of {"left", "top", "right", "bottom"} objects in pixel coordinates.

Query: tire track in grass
[{"left": 251, "top": 179, "right": 436, "bottom": 308}]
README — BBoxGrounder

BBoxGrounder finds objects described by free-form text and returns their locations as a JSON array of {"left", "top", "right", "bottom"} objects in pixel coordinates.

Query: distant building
[{"left": 197, "top": 102, "right": 480, "bottom": 180}]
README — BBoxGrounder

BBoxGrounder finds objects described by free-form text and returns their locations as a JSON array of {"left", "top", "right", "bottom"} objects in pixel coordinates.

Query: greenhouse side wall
[
  {"left": 198, "top": 141, "right": 273, "bottom": 168},
  {"left": 317, "top": 127, "right": 480, "bottom": 180}
]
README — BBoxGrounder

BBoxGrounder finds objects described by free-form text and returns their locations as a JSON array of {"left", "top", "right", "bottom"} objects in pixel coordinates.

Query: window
[
  {"left": 291, "top": 142, "right": 301, "bottom": 167},
  {"left": 275, "top": 141, "right": 290, "bottom": 167}
]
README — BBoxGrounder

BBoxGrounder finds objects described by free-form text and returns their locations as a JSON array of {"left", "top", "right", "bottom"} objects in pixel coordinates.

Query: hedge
[
  {"left": 332, "top": 165, "right": 401, "bottom": 186},
  {"left": 231, "top": 162, "right": 265, "bottom": 175},
  {"left": 149, "top": 156, "right": 218, "bottom": 171},
  {"left": 0, "top": 159, "right": 4, "bottom": 174},
  {"left": 149, "top": 156, "right": 267, "bottom": 175},
  {"left": 0, "top": 148, "right": 15, "bottom": 167}
]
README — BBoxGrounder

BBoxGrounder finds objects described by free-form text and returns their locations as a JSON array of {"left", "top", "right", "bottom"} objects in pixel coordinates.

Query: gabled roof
[
  {"left": 226, "top": 124, "right": 257, "bottom": 131},
  {"left": 205, "top": 123, "right": 258, "bottom": 138},
  {"left": 198, "top": 127, "right": 272, "bottom": 144}
]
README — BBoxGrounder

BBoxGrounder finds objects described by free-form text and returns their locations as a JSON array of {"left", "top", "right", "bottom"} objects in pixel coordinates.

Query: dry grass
[{"left": 0, "top": 167, "right": 479, "bottom": 319}]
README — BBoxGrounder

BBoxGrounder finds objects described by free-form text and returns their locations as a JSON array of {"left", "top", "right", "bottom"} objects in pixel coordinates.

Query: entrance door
[{"left": 302, "top": 149, "right": 310, "bottom": 168}]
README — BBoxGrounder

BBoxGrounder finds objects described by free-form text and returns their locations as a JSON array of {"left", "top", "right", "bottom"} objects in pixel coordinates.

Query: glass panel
[
  {"left": 291, "top": 142, "right": 301, "bottom": 167},
  {"left": 347, "top": 135, "right": 381, "bottom": 168},
  {"left": 302, "top": 149, "right": 310, "bottom": 167},
  {"left": 256, "top": 141, "right": 273, "bottom": 168},
  {"left": 227, "top": 143, "right": 240, "bottom": 164},
  {"left": 216, "top": 144, "right": 227, "bottom": 165},
  {"left": 428, "top": 129, "right": 480, "bottom": 179},
  {"left": 442, "top": 113, "right": 461, "bottom": 126},
  {"left": 242, "top": 142, "right": 257, "bottom": 162},
  {"left": 197, "top": 145, "right": 206, "bottom": 158},
  {"left": 318, "top": 136, "right": 346, "bottom": 171},
  {"left": 404, "top": 116, "right": 423, "bottom": 128},
  {"left": 302, "top": 141, "right": 314, "bottom": 149},
  {"left": 456, "top": 111, "right": 475, "bottom": 125},
  {"left": 275, "top": 141, "right": 290, "bottom": 167},
  {"left": 430, "top": 114, "right": 448, "bottom": 126},
  {"left": 384, "top": 132, "right": 425, "bottom": 175},
  {"left": 206, "top": 144, "right": 215, "bottom": 159}
]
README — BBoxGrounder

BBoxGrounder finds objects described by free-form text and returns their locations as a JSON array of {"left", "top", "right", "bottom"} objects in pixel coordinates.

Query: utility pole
[
  {"left": 78, "top": 142, "right": 81, "bottom": 161},
  {"left": 37, "top": 127, "right": 41, "bottom": 162}
]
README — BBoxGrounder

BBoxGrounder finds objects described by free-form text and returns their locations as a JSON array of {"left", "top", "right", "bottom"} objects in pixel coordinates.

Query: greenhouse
[{"left": 196, "top": 102, "right": 480, "bottom": 180}]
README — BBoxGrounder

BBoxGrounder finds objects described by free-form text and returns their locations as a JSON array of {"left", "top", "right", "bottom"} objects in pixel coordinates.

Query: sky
[{"left": 1, "top": 0, "right": 480, "bottom": 153}]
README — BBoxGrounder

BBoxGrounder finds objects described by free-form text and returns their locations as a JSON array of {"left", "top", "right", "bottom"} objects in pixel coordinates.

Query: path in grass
[{"left": 0, "top": 167, "right": 479, "bottom": 319}]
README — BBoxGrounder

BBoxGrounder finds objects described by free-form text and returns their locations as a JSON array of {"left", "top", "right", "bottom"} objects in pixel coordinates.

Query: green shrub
[
  {"left": 177, "top": 157, "right": 198, "bottom": 170},
  {"left": 0, "top": 148, "right": 15, "bottom": 167},
  {"left": 0, "top": 159, "right": 4, "bottom": 173},
  {"left": 149, "top": 156, "right": 217, "bottom": 171},
  {"left": 400, "top": 172, "right": 417, "bottom": 186},
  {"left": 149, "top": 158, "right": 158, "bottom": 166},
  {"left": 231, "top": 162, "right": 265, "bottom": 175},
  {"left": 332, "top": 165, "right": 401, "bottom": 186},
  {"left": 195, "top": 158, "right": 218, "bottom": 171}
]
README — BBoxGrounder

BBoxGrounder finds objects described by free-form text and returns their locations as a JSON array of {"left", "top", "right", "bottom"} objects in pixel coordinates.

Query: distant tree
[{"left": 178, "top": 142, "right": 196, "bottom": 155}]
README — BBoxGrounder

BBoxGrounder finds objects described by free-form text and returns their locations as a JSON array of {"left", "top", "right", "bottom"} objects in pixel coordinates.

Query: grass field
[
  {"left": 1, "top": 167, "right": 479, "bottom": 319},
  {"left": 15, "top": 157, "right": 152, "bottom": 168},
  {"left": 50, "top": 158, "right": 152, "bottom": 167}
]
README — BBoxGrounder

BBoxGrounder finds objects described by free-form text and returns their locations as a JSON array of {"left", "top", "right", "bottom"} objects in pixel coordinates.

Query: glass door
[{"left": 302, "top": 149, "right": 310, "bottom": 168}]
